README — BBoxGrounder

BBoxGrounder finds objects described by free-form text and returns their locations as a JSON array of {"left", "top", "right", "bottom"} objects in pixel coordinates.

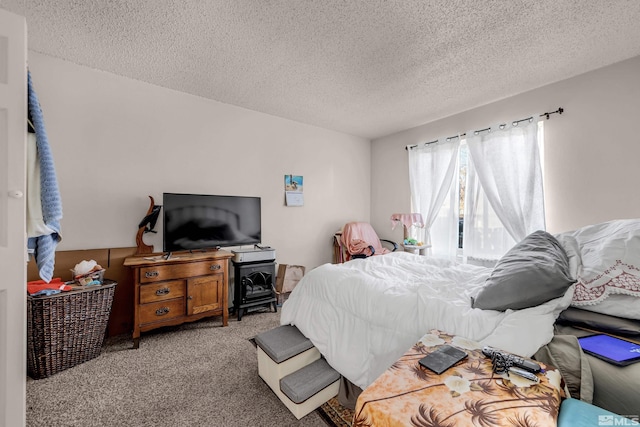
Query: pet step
[
  {"left": 254, "top": 325, "right": 313, "bottom": 363},
  {"left": 255, "top": 325, "right": 321, "bottom": 397},
  {"left": 279, "top": 358, "right": 341, "bottom": 404},
  {"left": 255, "top": 325, "right": 339, "bottom": 419}
]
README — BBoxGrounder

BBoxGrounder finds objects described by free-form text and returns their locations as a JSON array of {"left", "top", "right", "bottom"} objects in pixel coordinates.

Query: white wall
[
  {"left": 371, "top": 56, "right": 640, "bottom": 243},
  {"left": 28, "top": 52, "right": 371, "bottom": 270}
]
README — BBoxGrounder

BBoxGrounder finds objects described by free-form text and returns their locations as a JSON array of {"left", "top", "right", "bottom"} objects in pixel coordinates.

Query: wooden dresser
[{"left": 124, "top": 250, "right": 233, "bottom": 348}]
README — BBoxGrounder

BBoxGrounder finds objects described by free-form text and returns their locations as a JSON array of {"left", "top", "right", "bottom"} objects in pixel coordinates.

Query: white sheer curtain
[
  {"left": 408, "top": 139, "right": 460, "bottom": 259},
  {"left": 463, "top": 119, "right": 545, "bottom": 261}
]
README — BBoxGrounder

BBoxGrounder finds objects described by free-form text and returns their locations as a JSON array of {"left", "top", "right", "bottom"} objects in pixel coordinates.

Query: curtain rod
[{"left": 405, "top": 107, "right": 564, "bottom": 150}]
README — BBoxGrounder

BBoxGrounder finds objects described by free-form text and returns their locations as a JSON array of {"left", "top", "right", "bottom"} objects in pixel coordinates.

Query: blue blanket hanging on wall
[{"left": 27, "top": 70, "right": 62, "bottom": 283}]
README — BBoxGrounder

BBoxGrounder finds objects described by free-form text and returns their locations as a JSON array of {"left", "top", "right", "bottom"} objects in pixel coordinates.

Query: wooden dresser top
[{"left": 124, "top": 250, "right": 233, "bottom": 267}]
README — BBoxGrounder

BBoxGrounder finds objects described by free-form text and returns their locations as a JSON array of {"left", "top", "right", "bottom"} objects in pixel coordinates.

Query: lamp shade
[{"left": 390, "top": 213, "right": 424, "bottom": 230}]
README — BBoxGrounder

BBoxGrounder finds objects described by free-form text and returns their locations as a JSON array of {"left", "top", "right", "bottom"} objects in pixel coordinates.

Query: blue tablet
[{"left": 578, "top": 334, "right": 640, "bottom": 366}]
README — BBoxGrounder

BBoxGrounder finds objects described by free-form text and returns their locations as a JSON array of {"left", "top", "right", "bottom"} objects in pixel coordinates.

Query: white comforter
[{"left": 280, "top": 252, "right": 574, "bottom": 389}]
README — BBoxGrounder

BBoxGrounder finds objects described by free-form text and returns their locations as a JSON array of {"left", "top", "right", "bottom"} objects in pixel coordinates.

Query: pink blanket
[{"left": 341, "top": 222, "right": 390, "bottom": 258}]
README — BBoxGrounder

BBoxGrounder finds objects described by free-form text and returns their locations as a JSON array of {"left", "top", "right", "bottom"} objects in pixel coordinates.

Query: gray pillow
[{"left": 471, "top": 230, "right": 576, "bottom": 311}]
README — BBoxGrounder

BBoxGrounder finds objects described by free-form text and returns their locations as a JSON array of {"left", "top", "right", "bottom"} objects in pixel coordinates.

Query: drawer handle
[
  {"left": 155, "top": 307, "right": 170, "bottom": 316},
  {"left": 210, "top": 264, "right": 221, "bottom": 271},
  {"left": 145, "top": 271, "right": 159, "bottom": 278},
  {"left": 155, "top": 287, "right": 170, "bottom": 296}
]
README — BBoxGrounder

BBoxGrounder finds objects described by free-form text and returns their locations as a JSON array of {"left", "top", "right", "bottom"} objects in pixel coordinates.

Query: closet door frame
[{"left": 0, "top": 8, "right": 27, "bottom": 427}]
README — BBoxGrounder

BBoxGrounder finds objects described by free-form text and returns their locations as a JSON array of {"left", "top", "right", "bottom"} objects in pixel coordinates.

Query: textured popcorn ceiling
[{"left": 3, "top": 0, "right": 640, "bottom": 139}]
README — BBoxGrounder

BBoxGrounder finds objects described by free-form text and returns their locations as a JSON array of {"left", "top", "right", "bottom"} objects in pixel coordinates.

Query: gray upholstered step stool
[
  {"left": 280, "top": 358, "right": 340, "bottom": 404},
  {"left": 255, "top": 325, "right": 340, "bottom": 419}
]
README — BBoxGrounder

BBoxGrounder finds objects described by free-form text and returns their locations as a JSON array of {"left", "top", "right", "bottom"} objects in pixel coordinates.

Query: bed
[{"left": 280, "top": 219, "right": 640, "bottom": 415}]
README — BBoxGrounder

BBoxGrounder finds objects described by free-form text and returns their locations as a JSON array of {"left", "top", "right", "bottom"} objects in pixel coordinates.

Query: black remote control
[{"left": 482, "top": 346, "right": 542, "bottom": 373}]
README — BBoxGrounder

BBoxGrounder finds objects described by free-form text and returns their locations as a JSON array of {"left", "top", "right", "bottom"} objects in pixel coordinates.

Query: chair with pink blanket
[{"left": 339, "top": 222, "right": 398, "bottom": 261}]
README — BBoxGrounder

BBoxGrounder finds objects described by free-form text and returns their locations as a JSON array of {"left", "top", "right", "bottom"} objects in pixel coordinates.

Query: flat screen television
[{"left": 163, "top": 192, "right": 261, "bottom": 253}]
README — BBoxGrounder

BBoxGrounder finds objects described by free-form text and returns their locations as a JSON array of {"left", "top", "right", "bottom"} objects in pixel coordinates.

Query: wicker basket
[{"left": 27, "top": 280, "right": 117, "bottom": 379}]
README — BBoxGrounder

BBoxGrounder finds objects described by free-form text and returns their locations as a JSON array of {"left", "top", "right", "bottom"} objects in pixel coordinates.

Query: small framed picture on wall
[{"left": 285, "top": 175, "right": 304, "bottom": 206}]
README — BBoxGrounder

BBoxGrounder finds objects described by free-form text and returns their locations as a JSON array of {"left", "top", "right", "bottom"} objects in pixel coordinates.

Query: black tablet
[
  {"left": 578, "top": 334, "right": 640, "bottom": 366},
  {"left": 419, "top": 345, "right": 468, "bottom": 374}
]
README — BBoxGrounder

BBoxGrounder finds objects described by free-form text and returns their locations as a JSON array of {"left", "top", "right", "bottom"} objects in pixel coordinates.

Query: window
[{"left": 410, "top": 121, "right": 545, "bottom": 262}]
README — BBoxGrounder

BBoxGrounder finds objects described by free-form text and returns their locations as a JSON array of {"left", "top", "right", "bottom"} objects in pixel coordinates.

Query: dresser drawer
[
  {"left": 139, "top": 298, "right": 184, "bottom": 325},
  {"left": 140, "top": 280, "right": 185, "bottom": 304},
  {"left": 139, "top": 260, "right": 226, "bottom": 283}
]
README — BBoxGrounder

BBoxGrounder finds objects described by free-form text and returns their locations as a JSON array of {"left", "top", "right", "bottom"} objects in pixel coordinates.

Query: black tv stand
[{"left": 163, "top": 252, "right": 172, "bottom": 260}]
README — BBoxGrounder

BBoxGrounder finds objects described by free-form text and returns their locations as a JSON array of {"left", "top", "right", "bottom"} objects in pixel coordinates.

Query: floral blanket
[{"left": 354, "top": 331, "right": 565, "bottom": 427}]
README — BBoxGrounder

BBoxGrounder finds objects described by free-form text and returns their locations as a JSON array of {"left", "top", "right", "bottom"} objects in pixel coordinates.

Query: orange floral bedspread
[{"left": 353, "top": 330, "right": 565, "bottom": 427}]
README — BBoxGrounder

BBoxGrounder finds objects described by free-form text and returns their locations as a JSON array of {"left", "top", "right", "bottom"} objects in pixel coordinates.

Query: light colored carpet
[{"left": 26, "top": 310, "right": 328, "bottom": 427}]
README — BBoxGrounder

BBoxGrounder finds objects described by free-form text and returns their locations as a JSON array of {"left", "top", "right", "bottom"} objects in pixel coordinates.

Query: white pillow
[
  {"left": 555, "top": 219, "right": 640, "bottom": 318},
  {"left": 573, "top": 294, "right": 640, "bottom": 320}
]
